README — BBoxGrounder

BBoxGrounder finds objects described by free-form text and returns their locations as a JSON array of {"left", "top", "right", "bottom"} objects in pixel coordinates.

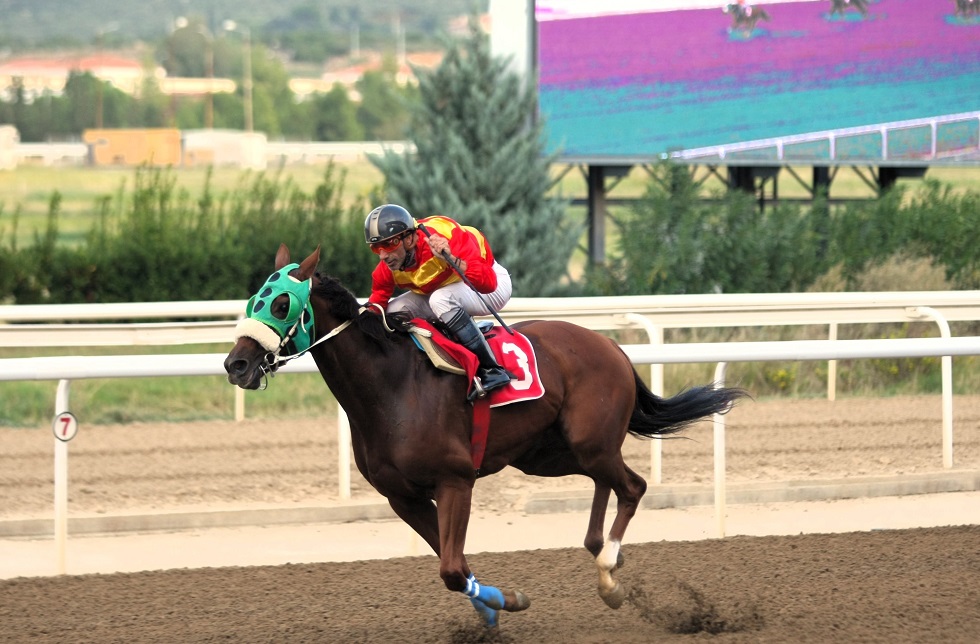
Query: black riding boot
[{"left": 442, "top": 309, "right": 514, "bottom": 398}]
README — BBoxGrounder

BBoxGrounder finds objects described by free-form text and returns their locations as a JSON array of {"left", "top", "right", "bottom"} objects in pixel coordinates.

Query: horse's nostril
[{"left": 225, "top": 358, "right": 248, "bottom": 376}]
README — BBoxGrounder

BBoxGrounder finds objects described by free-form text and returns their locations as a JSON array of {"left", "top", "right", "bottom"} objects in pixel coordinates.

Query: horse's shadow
[{"left": 727, "top": 27, "right": 770, "bottom": 41}]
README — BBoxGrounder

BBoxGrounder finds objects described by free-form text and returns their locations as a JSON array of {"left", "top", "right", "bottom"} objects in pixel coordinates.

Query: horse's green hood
[{"left": 243, "top": 263, "right": 315, "bottom": 353}]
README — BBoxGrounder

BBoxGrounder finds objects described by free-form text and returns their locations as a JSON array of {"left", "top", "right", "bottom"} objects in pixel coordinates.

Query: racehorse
[
  {"left": 724, "top": 2, "right": 771, "bottom": 34},
  {"left": 830, "top": 0, "right": 870, "bottom": 18},
  {"left": 954, "top": 0, "right": 979, "bottom": 18},
  {"left": 224, "top": 244, "right": 748, "bottom": 628}
]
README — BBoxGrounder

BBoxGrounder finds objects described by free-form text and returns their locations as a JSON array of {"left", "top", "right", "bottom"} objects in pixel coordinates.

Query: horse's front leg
[
  {"left": 434, "top": 479, "right": 530, "bottom": 628},
  {"left": 386, "top": 494, "right": 441, "bottom": 555}
]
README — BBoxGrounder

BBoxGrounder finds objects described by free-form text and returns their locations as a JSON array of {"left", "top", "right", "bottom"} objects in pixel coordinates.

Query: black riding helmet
[{"left": 364, "top": 204, "right": 417, "bottom": 244}]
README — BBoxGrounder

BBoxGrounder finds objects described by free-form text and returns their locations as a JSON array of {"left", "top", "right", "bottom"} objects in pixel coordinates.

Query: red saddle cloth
[{"left": 410, "top": 319, "right": 544, "bottom": 407}]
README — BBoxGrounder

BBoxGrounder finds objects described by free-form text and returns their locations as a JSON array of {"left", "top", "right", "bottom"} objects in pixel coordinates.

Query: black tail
[{"left": 627, "top": 370, "right": 749, "bottom": 439}]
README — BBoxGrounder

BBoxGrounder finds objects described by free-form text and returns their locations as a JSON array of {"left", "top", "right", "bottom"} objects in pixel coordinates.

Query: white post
[
  {"left": 623, "top": 313, "right": 664, "bottom": 484},
  {"left": 54, "top": 379, "right": 71, "bottom": 574},
  {"left": 234, "top": 387, "right": 245, "bottom": 422},
  {"left": 338, "top": 405, "right": 351, "bottom": 499},
  {"left": 910, "top": 307, "right": 954, "bottom": 468},
  {"left": 713, "top": 362, "right": 728, "bottom": 538},
  {"left": 233, "top": 313, "right": 246, "bottom": 421},
  {"left": 828, "top": 323, "right": 838, "bottom": 401}
]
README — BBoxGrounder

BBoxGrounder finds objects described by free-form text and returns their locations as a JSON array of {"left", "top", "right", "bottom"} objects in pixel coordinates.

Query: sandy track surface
[
  {"left": 2, "top": 395, "right": 980, "bottom": 643},
  {"left": 1, "top": 526, "right": 978, "bottom": 643},
  {"left": 2, "top": 394, "right": 979, "bottom": 519}
]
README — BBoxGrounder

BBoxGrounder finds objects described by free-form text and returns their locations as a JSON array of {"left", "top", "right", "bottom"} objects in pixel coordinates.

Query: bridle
[
  {"left": 258, "top": 310, "right": 359, "bottom": 376},
  {"left": 253, "top": 302, "right": 392, "bottom": 386}
]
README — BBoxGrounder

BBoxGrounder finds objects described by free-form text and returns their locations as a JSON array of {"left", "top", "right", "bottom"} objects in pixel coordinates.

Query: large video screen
[{"left": 536, "top": 0, "right": 980, "bottom": 163}]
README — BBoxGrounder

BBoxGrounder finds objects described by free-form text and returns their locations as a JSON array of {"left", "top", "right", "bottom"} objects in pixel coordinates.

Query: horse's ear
[
  {"left": 274, "top": 243, "right": 291, "bottom": 270},
  {"left": 297, "top": 245, "right": 321, "bottom": 281}
]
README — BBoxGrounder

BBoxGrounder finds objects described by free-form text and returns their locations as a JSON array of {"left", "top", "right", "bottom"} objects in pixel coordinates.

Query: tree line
[
  {"left": 0, "top": 0, "right": 485, "bottom": 59},
  {"left": 586, "top": 166, "right": 980, "bottom": 296},
  {"left": 1, "top": 31, "right": 416, "bottom": 142}
]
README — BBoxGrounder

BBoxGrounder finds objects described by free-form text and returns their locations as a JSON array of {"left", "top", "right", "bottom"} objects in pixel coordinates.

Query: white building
[{"left": 0, "top": 125, "right": 19, "bottom": 170}]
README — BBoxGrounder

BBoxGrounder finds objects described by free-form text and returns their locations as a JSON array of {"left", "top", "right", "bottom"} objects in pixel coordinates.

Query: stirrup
[
  {"left": 468, "top": 377, "right": 487, "bottom": 402},
  {"left": 468, "top": 368, "right": 513, "bottom": 402}
]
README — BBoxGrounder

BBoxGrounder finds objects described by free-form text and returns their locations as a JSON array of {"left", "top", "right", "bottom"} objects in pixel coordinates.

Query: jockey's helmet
[{"left": 364, "top": 204, "right": 417, "bottom": 244}]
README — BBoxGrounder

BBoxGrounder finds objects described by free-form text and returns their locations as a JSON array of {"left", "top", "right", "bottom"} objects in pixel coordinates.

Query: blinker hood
[{"left": 245, "top": 263, "right": 315, "bottom": 353}]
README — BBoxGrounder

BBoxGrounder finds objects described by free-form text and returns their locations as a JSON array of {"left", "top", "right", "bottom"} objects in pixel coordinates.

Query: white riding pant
[{"left": 387, "top": 261, "right": 512, "bottom": 321}]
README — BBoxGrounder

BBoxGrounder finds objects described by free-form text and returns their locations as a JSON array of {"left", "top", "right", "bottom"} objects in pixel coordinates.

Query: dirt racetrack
[
  {"left": 2, "top": 395, "right": 980, "bottom": 642},
  {"left": 0, "top": 525, "right": 977, "bottom": 643}
]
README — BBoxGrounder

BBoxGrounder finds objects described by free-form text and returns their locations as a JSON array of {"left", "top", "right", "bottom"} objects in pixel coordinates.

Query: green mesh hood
[{"left": 245, "top": 263, "right": 315, "bottom": 354}]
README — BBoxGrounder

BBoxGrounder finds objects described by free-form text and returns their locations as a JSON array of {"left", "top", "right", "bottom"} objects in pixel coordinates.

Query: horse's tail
[{"left": 627, "top": 370, "right": 749, "bottom": 439}]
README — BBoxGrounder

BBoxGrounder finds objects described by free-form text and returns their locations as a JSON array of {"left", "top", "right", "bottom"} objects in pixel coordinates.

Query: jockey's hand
[
  {"left": 426, "top": 233, "right": 452, "bottom": 259},
  {"left": 425, "top": 233, "right": 467, "bottom": 272}
]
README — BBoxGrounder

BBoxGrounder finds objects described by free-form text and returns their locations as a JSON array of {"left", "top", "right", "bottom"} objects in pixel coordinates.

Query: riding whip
[{"left": 417, "top": 222, "right": 513, "bottom": 334}]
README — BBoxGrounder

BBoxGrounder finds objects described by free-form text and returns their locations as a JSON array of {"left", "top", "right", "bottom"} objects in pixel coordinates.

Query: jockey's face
[{"left": 378, "top": 232, "right": 416, "bottom": 271}]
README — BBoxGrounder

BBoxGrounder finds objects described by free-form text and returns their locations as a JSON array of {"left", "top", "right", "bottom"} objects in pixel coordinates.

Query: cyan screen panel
[{"left": 536, "top": 0, "right": 980, "bottom": 161}]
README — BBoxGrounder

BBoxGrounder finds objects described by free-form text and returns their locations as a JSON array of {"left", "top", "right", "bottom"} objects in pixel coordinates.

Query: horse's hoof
[
  {"left": 599, "top": 582, "right": 626, "bottom": 609},
  {"left": 504, "top": 590, "right": 531, "bottom": 612},
  {"left": 470, "top": 597, "right": 499, "bottom": 627}
]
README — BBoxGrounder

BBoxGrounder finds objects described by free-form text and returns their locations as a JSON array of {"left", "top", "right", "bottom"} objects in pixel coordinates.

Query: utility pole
[
  {"left": 94, "top": 23, "right": 118, "bottom": 129},
  {"left": 224, "top": 20, "right": 253, "bottom": 132},
  {"left": 175, "top": 17, "right": 214, "bottom": 129}
]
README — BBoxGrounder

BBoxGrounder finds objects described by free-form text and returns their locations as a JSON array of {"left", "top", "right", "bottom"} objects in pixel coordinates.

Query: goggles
[{"left": 369, "top": 234, "right": 407, "bottom": 254}]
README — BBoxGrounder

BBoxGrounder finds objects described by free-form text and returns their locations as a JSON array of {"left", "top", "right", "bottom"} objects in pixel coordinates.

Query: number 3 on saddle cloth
[
  {"left": 408, "top": 318, "right": 544, "bottom": 405},
  {"left": 408, "top": 318, "right": 545, "bottom": 472}
]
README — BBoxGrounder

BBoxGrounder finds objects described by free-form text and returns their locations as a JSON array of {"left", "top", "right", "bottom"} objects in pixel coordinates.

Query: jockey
[{"left": 364, "top": 203, "right": 514, "bottom": 395}]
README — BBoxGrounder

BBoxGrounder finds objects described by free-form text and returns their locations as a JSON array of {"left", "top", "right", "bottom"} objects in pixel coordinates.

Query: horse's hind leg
[
  {"left": 582, "top": 458, "right": 648, "bottom": 609},
  {"left": 589, "top": 464, "right": 646, "bottom": 609},
  {"left": 584, "top": 484, "right": 610, "bottom": 557},
  {"left": 586, "top": 483, "right": 626, "bottom": 569}
]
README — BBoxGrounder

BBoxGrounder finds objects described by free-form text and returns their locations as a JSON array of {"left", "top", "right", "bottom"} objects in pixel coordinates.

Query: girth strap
[{"left": 471, "top": 396, "right": 491, "bottom": 474}]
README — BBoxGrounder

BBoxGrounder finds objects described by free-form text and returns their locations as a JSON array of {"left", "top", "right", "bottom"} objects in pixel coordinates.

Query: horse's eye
[{"left": 272, "top": 296, "right": 290, "bottom": 320}]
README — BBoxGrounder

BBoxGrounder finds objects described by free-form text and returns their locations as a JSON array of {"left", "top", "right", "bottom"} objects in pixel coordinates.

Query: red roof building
[{"left": 0, "top": 53, "right": 158, "bottom": 100}]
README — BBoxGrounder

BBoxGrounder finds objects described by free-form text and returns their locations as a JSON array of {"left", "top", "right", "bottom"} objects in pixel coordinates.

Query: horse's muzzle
[
  {"left": 224, "top": 356, "right": 263, "bottom": 390},
  {"left": 224, "top": 337, "right": 269, "bottom": 390}
]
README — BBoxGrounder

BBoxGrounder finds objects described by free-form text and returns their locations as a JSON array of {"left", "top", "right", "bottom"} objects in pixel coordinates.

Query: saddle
[
  {"left": 406, "top": 319, "right": 495, "bottom": 376},
  {"left": 407, "top": 323, "right": 467, "bottom": 375}
]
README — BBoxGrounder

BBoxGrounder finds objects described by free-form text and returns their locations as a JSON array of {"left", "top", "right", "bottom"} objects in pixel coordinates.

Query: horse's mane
[{"left": 312, "top": 273, "right": 414, "bottom": 346}]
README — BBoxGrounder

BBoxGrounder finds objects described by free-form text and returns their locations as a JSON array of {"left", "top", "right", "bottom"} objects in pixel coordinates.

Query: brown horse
[
  {"left": 955, "top": 0, "right": 979, "bottom": 18},
  {"left": 224, "top": 245, "right": 748, "bottom": 628},
  {"left": 724, "top": 2, "right": 771, "bottom": 34},
  {"left": 830, "top": 0, "right": 870, "bottom": 18}
]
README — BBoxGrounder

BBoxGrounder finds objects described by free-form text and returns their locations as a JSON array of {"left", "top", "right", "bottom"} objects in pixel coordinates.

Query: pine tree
[{"left": 369, "top": 19, "right": 579, "bottom": 296}]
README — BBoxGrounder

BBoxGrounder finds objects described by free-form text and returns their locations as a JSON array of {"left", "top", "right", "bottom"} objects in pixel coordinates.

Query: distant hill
[{"left": 0, "top": 0, "right": 487, "bottom": 52}]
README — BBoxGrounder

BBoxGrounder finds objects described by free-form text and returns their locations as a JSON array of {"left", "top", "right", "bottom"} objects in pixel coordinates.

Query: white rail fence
[
  {"left": 3, "top": 292, "right": 978, "bottom": 436},
  {"left": 5, "top": 290, "right": 980, "bottom": 408}
]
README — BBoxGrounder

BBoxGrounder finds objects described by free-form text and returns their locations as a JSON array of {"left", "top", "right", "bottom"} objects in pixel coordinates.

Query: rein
[{"left": 257, "top": 305, "right": 368, "bottom": 380}]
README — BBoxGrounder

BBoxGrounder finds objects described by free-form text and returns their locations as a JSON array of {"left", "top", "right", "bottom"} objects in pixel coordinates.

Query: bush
[
  {"left": 587, "top": 162, "right": 980, "bottom": 297},
  {"left": 586, "top": 162, "right": 830, "bottom": 295},
  {"left": 0, "top": 164, "right": 377, "bottom": 307}
]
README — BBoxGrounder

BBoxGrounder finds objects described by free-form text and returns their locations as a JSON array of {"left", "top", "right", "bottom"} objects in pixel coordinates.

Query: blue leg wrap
[
  {"left": 463, "top": 573, "right": 506, "bottom": 610},
  {"left": 469, "top": 597, "right": 499, "bottom": 627}
]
